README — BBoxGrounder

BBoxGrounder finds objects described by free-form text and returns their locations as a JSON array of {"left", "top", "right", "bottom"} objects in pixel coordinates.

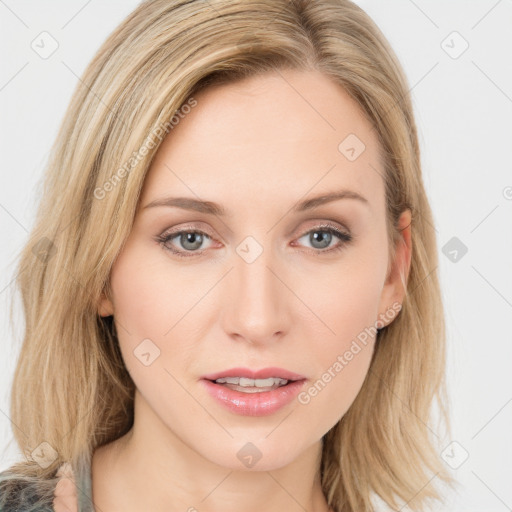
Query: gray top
[
  {"left": 75, "top": 456, "right": 95, "bottom": 512},
  {"left": 0, "top": 455, "right": 95, "bottom": 512}
]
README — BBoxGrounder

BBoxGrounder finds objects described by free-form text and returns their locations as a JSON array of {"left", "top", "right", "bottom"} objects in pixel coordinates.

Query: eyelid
[
  {"left": 296, "top": 219, "right": 350, "bottom": 236},
  {"left": 160, "top": 218, "right": 350, "bottom": 239},
  {"left": 159, "top": 222, "right": 217, "bottom": 240}
]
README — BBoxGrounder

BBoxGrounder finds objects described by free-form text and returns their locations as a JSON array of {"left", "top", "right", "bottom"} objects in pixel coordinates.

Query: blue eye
[
  {"left": 156, "top": 223, "right": 352, "bottom": 258},
  {"left": 157, "top": 230, "right": 212, "bottom": 257},
  {"left": 295, "top": 226, "right": 352, "bottom": 253}
]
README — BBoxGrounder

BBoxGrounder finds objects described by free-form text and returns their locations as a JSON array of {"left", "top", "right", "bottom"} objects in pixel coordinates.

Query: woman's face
[{"left": 99, "top": 68, "right": 410, "bottom": 471}]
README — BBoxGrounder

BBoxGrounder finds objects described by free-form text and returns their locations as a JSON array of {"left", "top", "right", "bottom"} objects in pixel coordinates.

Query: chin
[{"left": 198, "top": 434, "right": 313, "bottom": 472}]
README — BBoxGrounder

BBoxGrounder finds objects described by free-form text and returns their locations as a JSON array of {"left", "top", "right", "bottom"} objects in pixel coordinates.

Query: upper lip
[{"left": 202, "top": 367, "right": 306, "bottom": 382}]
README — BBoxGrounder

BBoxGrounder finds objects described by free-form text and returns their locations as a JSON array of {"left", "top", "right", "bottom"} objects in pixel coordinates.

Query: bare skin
[{"left": 94, "top": 68, "right": 412, "bottom": 512}]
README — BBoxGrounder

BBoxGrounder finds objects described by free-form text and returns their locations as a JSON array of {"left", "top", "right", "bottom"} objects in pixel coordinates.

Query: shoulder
[{"left": 0, "top": 462, "right": 78, "bottom": 512}]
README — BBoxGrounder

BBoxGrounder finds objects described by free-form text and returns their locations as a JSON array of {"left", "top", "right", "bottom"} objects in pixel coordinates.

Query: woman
[{"left": 0, "top": 0, "right": 454, "bottom": 510}]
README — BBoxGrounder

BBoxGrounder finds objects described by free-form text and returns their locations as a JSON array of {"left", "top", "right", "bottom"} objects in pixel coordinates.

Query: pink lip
[
  {"left": 201, "top": 367, "right": 306, "bottom": 381},
  {"left": 200, "top": 378, "right": 307, "bottom": 416}
]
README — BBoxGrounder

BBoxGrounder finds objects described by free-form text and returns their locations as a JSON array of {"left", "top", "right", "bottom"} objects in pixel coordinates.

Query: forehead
[{"left": 140, "top": 69, "right": 385, "bottom": 213}]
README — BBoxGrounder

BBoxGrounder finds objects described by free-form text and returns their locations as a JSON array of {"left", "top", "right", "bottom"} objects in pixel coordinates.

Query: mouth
[
  {"left": 207, "top": 376, "right": 292, "bottom": 393},
  {"left": 201, "top": 366, "right": 306, "bottom": 395}
]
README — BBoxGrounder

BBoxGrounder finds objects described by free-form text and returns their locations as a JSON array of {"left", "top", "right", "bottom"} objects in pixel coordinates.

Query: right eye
[{"left": 156, "top": 229, "right": 215, "bottom": 258}]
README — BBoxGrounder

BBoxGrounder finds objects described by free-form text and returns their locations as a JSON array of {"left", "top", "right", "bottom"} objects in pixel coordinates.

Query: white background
[{"left": 1, "top": 1, "right": 511, "bottom": 510}]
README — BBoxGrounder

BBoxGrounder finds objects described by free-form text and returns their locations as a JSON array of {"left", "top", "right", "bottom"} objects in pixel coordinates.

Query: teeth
[{"left": 215, "top": 377, "right": 288, "bottom": 387}]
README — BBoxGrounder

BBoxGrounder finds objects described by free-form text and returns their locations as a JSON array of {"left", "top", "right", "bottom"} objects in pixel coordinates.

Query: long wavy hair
[{"left": 0, "top": 0, "right": 454, "bottom": 510}]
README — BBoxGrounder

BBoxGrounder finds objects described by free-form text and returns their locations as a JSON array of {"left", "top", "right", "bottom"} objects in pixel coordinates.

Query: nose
[{"left": 221, "top": 243, "right": 290, "bottom": 346}]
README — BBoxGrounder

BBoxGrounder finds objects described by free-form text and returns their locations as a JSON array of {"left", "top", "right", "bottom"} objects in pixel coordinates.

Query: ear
[
  {"left": 377, "top": 209, "right": 412, "bottom": 327},
  {"left": 98, "top": 289, "right": 114, "bottom": 317}
]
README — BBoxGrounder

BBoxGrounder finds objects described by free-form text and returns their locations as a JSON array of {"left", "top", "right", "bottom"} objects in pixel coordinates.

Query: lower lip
[{"left": 200, "top": 379, "right": 307, "bottom": 416}]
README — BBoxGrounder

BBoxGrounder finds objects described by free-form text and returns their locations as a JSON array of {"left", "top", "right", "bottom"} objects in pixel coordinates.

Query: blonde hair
[{"left": 1, "top": 0, "right": 454, "bottom": 510}]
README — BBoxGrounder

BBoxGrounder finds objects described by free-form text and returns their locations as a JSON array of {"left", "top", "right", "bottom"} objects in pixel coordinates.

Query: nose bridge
[
  {"left": 223, "top": 234, "right": 288, "bottom": 343},
  {"left": 237, "top": 244, "right": 275, "bottom": 302}
]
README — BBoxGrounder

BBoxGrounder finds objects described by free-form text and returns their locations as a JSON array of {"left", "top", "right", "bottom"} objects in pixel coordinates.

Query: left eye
[
  {"left": 157, "top": 225, "right": 352, "bottom": 258},
  {"left": 295, "top": 226, "right": 352, "bottom": 252}
]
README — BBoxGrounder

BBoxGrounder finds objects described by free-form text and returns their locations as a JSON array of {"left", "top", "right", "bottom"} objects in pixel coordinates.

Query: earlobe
[{"left": 98, "top": 291, "right": 114, "bottom": 317}]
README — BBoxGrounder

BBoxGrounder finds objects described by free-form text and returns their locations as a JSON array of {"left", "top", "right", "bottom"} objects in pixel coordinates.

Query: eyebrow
[{"left": 142, "top": 189, "right": 369, "bottom": 216}]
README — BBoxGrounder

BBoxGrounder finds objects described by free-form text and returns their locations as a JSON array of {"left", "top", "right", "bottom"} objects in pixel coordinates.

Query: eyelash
[{"left": 155, "top": 223, "right": 353, "bottom": 259}]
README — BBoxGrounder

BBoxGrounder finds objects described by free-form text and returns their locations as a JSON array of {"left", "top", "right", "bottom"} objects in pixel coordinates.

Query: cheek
[
  {"left": 293, "top": 239, "right": 387, "bottom": 420},
  {"left": 296, "top": 280, "right": 379, "bottom": 428},
  {"left": 109, "top": 242, "right": 186, "bottom": 336},
  {"left": 107, "top": 247, "right": 175, "bottom": 370},
  {"left": 107, "top": 253, "right": 189, "bottom": 418},
  {"left": 297, "top": 234, "right": 387, "bottom": 343},
  {"left": 108, "top": 244, "right": 209, "bottom": 388}
]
